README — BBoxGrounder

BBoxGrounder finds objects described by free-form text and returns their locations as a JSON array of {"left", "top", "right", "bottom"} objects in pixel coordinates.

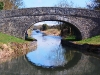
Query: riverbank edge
[
  {"left": 0, "top": 41, "right": 37, "bottom": 64},
  {"left": 61, "top": 39, "right": 100, "bottom": 54},
  {"left": 41, "top": 29, "right": 61, "bottom": 36}
]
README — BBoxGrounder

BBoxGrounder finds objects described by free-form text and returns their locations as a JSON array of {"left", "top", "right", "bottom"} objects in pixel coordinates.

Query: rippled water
[{"left": 0, "top": 30, "right": 100, "bottom": 75}]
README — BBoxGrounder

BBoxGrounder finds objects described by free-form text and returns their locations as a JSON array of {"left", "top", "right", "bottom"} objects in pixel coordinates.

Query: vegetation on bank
[
  {"left": 0, "top": 32, "right": 26, "bottom": 44},
  {"left": 25, "top": 36, "right": 36, "bottom": 41},
  {"left": 0, "top": 32, "right": 37, "bottom": 63},
  {"left": 76, "top": 35, "right": 100, "bottom": 45},
  {"left": 42, "top": 29, "right": 61, "bottom": 36},
  {"left": 63, "top": 34, "right": 100, "bottom": 45},
  {"left": 64, "top": 35, "right": 76, "bottom": 40}
]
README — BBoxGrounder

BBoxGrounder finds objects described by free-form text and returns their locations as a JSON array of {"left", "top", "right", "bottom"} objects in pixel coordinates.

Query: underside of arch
[{"left": 24, "top": 15, "right": 83, "bottom": 40}]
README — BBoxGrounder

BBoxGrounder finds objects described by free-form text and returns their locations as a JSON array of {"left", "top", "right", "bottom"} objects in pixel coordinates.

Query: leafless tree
[
  {"left": 87, "top": 0, "right": 100, "bottom": 10},
  {"left": 10, "top": 0, "right": 24, "bottom": 9},
  {"left": 55, "top": 0, "right": 74, "bottom": 8}
]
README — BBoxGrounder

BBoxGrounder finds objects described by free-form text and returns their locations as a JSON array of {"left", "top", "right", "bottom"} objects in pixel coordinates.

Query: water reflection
[
  {"left": 26, "top": 30, "right": 75, "bottom": 67},
  {"left": 0, "top": 51, "right": 100, "bottom": 75}
]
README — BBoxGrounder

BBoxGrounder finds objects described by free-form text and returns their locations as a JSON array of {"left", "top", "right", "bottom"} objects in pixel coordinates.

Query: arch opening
[
  {"left": 25, "top": 20, "right": 82, "bottom": 41},
  {"left": 61, "top": 21, "right": 82, "bottom": 41}
]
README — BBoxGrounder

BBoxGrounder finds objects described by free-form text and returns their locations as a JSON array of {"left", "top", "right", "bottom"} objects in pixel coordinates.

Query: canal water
[{"left": 0, "top": 30, "right": 100, "bottom": 75}]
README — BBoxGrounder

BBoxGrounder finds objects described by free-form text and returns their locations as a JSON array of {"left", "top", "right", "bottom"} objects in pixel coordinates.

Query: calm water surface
[
  {"left": 26, "top": 30, "right": 67, "bottom": 67},
  {"left": 0, "top": 30, "right": 100, "bottom": 75}
]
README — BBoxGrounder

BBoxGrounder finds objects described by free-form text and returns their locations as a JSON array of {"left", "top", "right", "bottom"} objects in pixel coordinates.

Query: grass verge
[
  {"left": 76, "top": 35, "right": 100, "bottom": 45},
  {"left": 64, "top": 35, "right": 76, "bottom": 41},
  {"left": 0, "top": 32, "right": 26, "bottom": 44}
]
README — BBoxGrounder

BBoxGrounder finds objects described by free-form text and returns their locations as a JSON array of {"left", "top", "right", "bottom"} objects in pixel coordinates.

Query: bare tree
[
  {"left": 87, "top": 0, "right": 100, "bottom": 10},
  {"left": 10, "top": 0, "right": 24, "bottom": 9},
  {"left": 55, "top": 0, "right": 74, "bottom": 8}
]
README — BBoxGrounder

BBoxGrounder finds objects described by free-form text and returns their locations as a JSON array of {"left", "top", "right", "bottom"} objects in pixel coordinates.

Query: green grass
[
  {"left": 77, "top": 35, "right": 100, "bottom": 44},
  {"left": 64, "top": 35, "right": 76, "bottom": 40},
  {"left": 0, "top": 32, "right": 26, "bottom": 44}
]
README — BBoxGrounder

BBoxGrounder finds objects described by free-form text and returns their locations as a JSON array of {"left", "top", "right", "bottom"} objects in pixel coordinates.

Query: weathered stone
[{"left": 0, "top": 7, "right": 100, "bottom": 39}]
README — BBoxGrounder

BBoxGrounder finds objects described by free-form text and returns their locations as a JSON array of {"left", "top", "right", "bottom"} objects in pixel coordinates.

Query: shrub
[{"left": 0, "top": 2, "right": 4, "bottom": 10}]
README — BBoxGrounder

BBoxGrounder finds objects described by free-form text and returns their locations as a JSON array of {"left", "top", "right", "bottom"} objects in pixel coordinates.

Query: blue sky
[
  {"left": 23, "top": 0, "right": 90, "bottom": 8},
  {"left": 23, "top": 0, "right": 90, "bottom": 25}
]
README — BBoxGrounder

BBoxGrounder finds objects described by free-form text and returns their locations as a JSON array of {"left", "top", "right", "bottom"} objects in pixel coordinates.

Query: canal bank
[
  {"left": 61, "top": 39, "right": 100, "bottom": 54},
  {"left": 0, "top": 41, "right": 37, "bottom": 64},
  {"left": 0, "top": 32, "right": 37, "bottom": 63}
]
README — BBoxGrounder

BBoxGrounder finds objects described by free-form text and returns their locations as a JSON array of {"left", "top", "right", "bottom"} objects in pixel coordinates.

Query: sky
[
  {"left": 23, "top": 0, "right": 90, "bottom": 8},
  {"left": 23, "top": 0, "right": 90, "bottom": 25}
]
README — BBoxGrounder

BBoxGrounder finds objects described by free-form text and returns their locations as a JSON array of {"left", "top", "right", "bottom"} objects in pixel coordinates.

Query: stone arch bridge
[{"left": 0, "top": 7, "right": 100, "bottom": 39}]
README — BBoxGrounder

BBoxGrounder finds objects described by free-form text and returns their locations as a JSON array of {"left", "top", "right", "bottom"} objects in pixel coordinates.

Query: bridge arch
[
  {"left": 0, "top": 7, "right": 99, "bottom": 40},
  {"left": 24, "top": 15, "right": 84, "bottom": 40}
]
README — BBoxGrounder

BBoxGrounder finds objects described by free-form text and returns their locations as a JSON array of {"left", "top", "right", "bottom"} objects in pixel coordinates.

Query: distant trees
[
  {"left": 87, "top": 0, "right": 100, "bottom": 10},
  {"left": 42, "top": 24, "right": 48, "bottom": 31},
  {"left": 0, "top": 0, "right": 24, "bottom": 10},
  {"left": 58, "top": 22, "right": 74, "bottom": 37}
]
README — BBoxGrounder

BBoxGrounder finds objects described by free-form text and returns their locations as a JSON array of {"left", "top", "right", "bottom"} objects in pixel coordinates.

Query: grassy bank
[
  {"left": 0, "top": 32, "right": 37, "bottom": 63},
  {"left": 76, "top": 35, "right": 100, "bottom": 45},
  {"left": 0, "top": 32, "right": 26, "bottom": 44},
  {"left": 64, "top": 35, "right": 76, "bottom": 40}
]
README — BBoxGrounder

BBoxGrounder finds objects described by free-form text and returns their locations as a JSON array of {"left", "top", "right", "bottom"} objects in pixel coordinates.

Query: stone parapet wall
[{"left": 0, "top": 7, "right": 100, "bottom": 18}]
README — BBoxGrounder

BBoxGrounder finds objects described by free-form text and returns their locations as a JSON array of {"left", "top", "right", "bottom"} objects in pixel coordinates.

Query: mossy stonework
[{"left": 0, "top": 7, "right": 100, "bottom": 39}]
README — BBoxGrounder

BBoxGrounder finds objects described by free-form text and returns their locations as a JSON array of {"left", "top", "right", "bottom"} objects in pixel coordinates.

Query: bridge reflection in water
[{"left": 0, "top": 49, "right": 100, "bottom": 75}]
